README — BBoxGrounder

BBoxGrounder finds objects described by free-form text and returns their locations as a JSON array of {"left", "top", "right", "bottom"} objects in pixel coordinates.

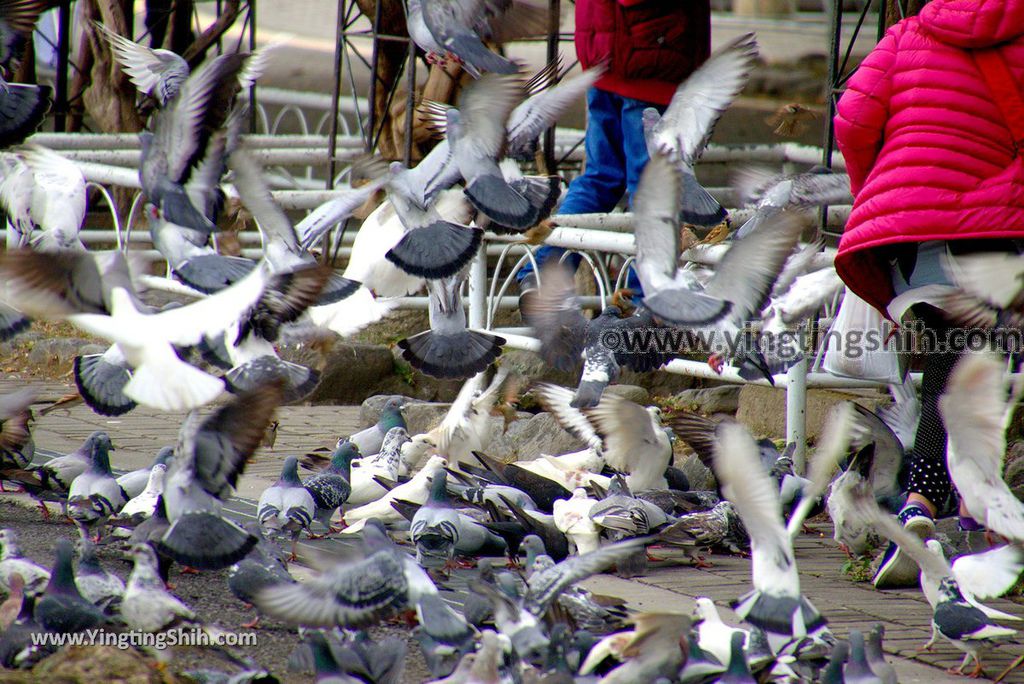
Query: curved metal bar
[
  {"left": 487, "top": 245, "right": 535, "bottom": 330},
  {"left": 122, "top": 191, "right": 147, "bottom": 253},
  {"left": 254, "top": 103, "right": 272, "bottom": 135},
  {"left": 271, "top": 104, "right": 311, "bottom": 137},
  {"left": 558, "top": 249, "right": 608, "bottom": 306},
  {"left": 614, "top": 255, "right": 637, "bottom": 292},
  {"left": 84, "top": 181, "right": 123, "bottom": 248}
]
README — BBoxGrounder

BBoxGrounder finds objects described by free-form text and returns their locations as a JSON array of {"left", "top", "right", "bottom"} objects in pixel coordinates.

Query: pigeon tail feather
[
  {"left": 74, "top": 354, "right": 137, "bottom": 417},
  {"left": 158, "top": 512, "right": 258, "bottom": 570},
  {"left": 397, "top": 329, "right": 504, "bottom": 380}
]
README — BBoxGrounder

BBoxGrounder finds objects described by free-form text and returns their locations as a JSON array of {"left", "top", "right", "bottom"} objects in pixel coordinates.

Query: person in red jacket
[
  {"left": 517, "top": 0, "right": 711, "bottom": 296},
  {"left": 833, "top": 0, "right": 1024, "bottom": 588}
]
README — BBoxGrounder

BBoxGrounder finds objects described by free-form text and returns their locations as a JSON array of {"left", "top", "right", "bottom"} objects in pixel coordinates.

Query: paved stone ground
[{"left": 6, "top": 379, "right": 1023, "bottom": 682}]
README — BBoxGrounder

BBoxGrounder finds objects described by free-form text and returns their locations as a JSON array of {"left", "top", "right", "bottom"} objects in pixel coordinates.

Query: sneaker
[{"left": 872, "top": 504, "right": 935, "bottom": 589}]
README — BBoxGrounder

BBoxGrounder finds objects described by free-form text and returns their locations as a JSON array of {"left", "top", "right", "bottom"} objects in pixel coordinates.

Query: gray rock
[
  {"left": 604, "top": 384, "right": 649, "bottom": 405},
  {"left": 1004, "top": 441, "right": 1024, "bottom": 502},
  {"left": 489, "top": 412, "right": 587, "bottom": 461},
  {"left": 26, "top": 338, "right": 93, "bottom": 366},
  {"left": 675, "top": 452, "right": 717, "bottom": 492},
  {"left": 285, "top": 342, "right": 395, "bottom": 404},
  {"left": 670, "top": 386, "right": 741, "bottom": 415},
  {"left": 359, "top": 394, "right": 429, "bottom": 431},
  {"left": 78, "top": 344, "right": 107, "bottom": 356}
]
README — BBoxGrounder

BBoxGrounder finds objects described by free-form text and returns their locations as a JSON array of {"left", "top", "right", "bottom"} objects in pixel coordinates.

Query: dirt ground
[{"left": 0, "top": 499, "right": 434, "bottom": 683}]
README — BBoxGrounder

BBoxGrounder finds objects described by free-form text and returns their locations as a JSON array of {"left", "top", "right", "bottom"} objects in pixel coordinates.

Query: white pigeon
[
  {"left": 121, "top": 543, "right": 196, "bottom": 633},
  {"left": 119, "top": 462, "right": 167, "bottom": 521},
  {"left": 693, "top": 597, "right": 749, "bottom": 667},
  {"left": 585, "top": 393, "right": 671, "bottom": 492},
  {"left": 19, "top": 145, "right": 87, "bottom": 252},
  {"left": 342, "top": 455, "right": 449, "bottom": 533},
  {"left": 923, "top": 541, "right": 1023, "bottom": 625},
  {"left": 428, "top": 368, "right": 510, "bottom": 468},
  {"left": 939, "top": 352, "right": 1024, "bottom": 543},
  {"left": 553, "top": 488, "right": 600, "bottom": 555},
  {"left": 0, "top": 529, "right": 50, "bottom": 596}
]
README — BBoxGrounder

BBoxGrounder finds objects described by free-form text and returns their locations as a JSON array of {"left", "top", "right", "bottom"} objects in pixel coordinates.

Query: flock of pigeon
[{"left": 1, "top": 0, "right": 1024, "bottom": 681}]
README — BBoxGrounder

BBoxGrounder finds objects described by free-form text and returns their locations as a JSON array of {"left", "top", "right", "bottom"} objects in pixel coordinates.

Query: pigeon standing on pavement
[
  {"left": 121, "top": 543, "right": 196, "bottom": 633},
  {"left": 409, "top": 470, "right": 506, "bottom": 568},
  {"left": 0, "top": 529, "right": 49, "bottom": 597},
  {"left": 116, "top": 446, "right": 174, "bottom": 500},
  {"left": 257, "top": 455, "right": 316, "bottom": 559},
  {"left": 228, "top": 521, "right": 295, "bottom": 628},
  {"left": 158, "top": 382, "right": 283, "bottom": 570},
  {"left": 66, "top": 437, "right": 128, "bottom": 543},
  {"left": 73, "top": 541, "right": 124, "bottom": 613},
  {"left": 33, "top": 540, "right": 104, "bottom": 634},
  {"left": 303, "top": 441, "right": 355, "bottom": 534}
]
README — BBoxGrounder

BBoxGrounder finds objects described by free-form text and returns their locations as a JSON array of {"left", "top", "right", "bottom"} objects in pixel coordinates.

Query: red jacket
[
  {"left": 834, "top": 0, "right": 1024, "bottom": 315},
  {"left": 575, "top": 0, "right": 711, "bottom": 106}
]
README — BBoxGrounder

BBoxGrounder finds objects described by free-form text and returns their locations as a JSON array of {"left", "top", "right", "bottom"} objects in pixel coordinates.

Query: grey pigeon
[
  {"left": 865, "top": 625, "right": 897, "bottom": 684},
  {"left": 29, "top": 431, "right": 107, "bottom": 502},
  {"left": 821, "top": 640, "right": 850, "bottom": 684},
  {"left": 633, "top": 152, "right": 804, "bottom": 328},
  {"left": 73, "top": 540, "right": 124, "bottom": 613},
  {"left": 139, "top": 50, "right": 250, "bottom": 232},
  {"left": 844, "top": 630, "right": 882, "bottom": 684},
  {"left": 0, "top": 593, "right": 53, "bottom": 669},
  {"left": 120, "top": 543, "right": 195, "bottom": 632},
  {"left": 658, "top": 501, "right": 749, "bottom": 555},
  {"left": 158, "top": 382, "right": 283, "bottom": 570},
  {"left": 349, "top": 398, "right": 406, "bottom": 456},
  {"left": 73, "top": 344, "right": 140, "bottom": 417},
  {"left": 713, "top": 423, "right": 826, "bottom": 645},
  {"left": 397, "top": 270, "right": 505, "bottom": 380},
  {"left": 588, "top": 475, "right": 669, "bottom": 577},
  {"left": 228, "top": 522, "right": 294, "bottom": 628},
  {"left": 0, "top": 0, "right": 53, "bottom": 148},
  {"left": 255, "top": 520, "right": 438, "bottom": 628},
  {"left": 116, "top": 446, "right": 174, "bottom": 500},
  {"left": 409, "top": 470, "right": 506, "bottom": 567},
  {"left": 0, "top": 529, "right": 49, "bottom": 596},
  {"left": 294, "top": 629, "right": 407, "bottom": 684},
  {"left": 523, "top": 265, "right": 670, "bottom": 407},
  {"left": 733, "top": 164, "right": 853, "bottom": 239},
  {"left": 446, "top": 74, "right": 559, "bottom": 231},
  {"left": 719, "top": 631, "right": 755, "bottom": 683},
  {"left": 94, "top": 22, "right": 190, "bottom": 106},
  {"left": 67, "top": 435, "right": 128, "bottom": 542},
  {"left": 303, "top": 441, "right": 355, "bottom": 532},
  {"left": 34, "top": 540, "right": 104, "bottom": 634},
  {"left": 643, "top": 35, "right": 759, "bottom": 231},
  {"left": 411, "top": 0, "right": 539, "bottom": 78},
  {"left": 128, "top": 494, "right": 173, "bottom": 582},
  {"left": 257, "top": 455, "right": 316, "bottom": 559},
  {"left": 415, "top": 593, "right": 475, "bottom": 678},
  {"left": 0, "top": 388, "right": 34, "bottom": 469}
]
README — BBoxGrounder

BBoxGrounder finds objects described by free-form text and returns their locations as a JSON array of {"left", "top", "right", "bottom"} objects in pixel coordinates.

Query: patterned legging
[{"left": 903, "top": 304, "right": 961, "bottom": 513}]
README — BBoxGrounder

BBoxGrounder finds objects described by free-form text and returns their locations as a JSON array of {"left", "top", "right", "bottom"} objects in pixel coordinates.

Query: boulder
[
  {"left": 1004, "top": 440, "right": 1024, "bottom": 502},
  {"left": 490, "top": 412, "right": 588, "bottom": 462},
  {"left": 669, "top": 385, "right": 741, "bottom": 415},
  {"left": 604, "top": 384, "right": 649, "bottom": 405},
  {"left": 294, "top": 342, "right": 396, "bottom": 404},
  {"left": 359, "top": 394, "right": 430, "bottom": 431},
  {"left": 26, "top": 337, "right": 94, "bottom": 367}
]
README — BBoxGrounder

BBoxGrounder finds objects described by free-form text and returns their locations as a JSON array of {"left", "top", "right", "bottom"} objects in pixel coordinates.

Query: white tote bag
[{"left": 821, "top": 290, "right": 902, "bottom": 383}]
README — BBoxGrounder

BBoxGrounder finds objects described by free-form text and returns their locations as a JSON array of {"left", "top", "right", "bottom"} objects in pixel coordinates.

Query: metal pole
[
  {"left": 542, "top": 0, "right": 560, "bottom": 172},
  {"left": 404, "top": 35, "right": 416, "bottom": 167},
  {"left": 468, "top": 246, "right": 487, "bottom": 330},
  {"left": 328, "top": 0, "right": 347, "bottom": 188},
  {"left": 786, "top": 355, "right": 809, "bottom": 473},
  {"left": 820, "top": 0, "right": 844, "bottom": 235},
  {"left": 54, "top": 0, "right": 71, "bottom": 132},
  {"left": 367, "top": 0, "right": 385, "bottom": 153},
  {"left": 248, "top": 0, "right": 257, "bottom": 134}
]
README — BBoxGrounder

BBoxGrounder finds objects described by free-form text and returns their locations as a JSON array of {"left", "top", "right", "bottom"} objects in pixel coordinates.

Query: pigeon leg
[
  {"left": 240, "top": 614, "right": 261, "bottom": 629},
  {"left": 917, "top": 627, "right": 937, "bottom": 652},
  {"left": 36, "top": 500, "right": 51, "bottom": 520},
  {"left": 288, "top": 538, "right": 299, "bottom": 563},
  {"left": 690, "top": 554, "right": 714, "bottom": 569},
  {"left": 180, "top": 566, "right": 200, "bottom": 575}
]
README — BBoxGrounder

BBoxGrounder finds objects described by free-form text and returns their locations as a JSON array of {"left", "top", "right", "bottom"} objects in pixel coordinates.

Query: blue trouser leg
[{"left": 518, "top": 87, "right": 627, "bottom": 284}]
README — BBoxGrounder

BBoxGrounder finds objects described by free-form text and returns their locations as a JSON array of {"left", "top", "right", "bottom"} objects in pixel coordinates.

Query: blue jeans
[{"left": 517, "top": 88, "right": 663, "bottom": 295}]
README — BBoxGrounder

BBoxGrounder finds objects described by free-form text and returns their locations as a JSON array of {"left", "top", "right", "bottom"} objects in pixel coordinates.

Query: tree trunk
[
  {"left": 80, "top": 0, "right": 145, "bottom": 134},
  {"left": 882, "top": 0, "right": 927, "bottom": 31}
]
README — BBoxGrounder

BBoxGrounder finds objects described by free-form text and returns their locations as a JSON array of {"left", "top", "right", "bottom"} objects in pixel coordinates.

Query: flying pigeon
[
  {"left": 848, "top": 490, "right": 1018, "bottom": 678},
  {"left": 939, "top": 353, "right": 1024, "bottom": 544},
  {"left": 158, "top": 381, "right": 283, "bottom": 570},
  {"left": 0, "top": 145, "right": 87, "bottom": 251},
  {"left": 643, "top": 33, "right": 760, "bottom": 231},
  {"left": 257, "top": 455, "right": 316, "bottom": 559},
  {"left": 397, "top": 269, "right": 506, "bottom": 380},
  {"left": 406, "top": 0, "right": 546, "bottom": 77},
  {"left": 426, "top": 368, "right": 511, "bottom": 468},
  {"left": 255, "top": 521, "right": 438, "bottom": 628},
  {"left": 713, "top": 422, "right": 826, "bottom": 644},
  {"left": 585, "top": 392, "right": 673, "bottom": 493},
  {"left": 733, "top": 164, "right": 853, "bottom": 239},
  {"left": 0, "top": 388, "right": 34, "bottom": 470},
  {"left": 0, "top": 0, "right": 53, "bottom": 148},
  {"left": 523, "top": 263, "right": 671, "bottom": 407}
]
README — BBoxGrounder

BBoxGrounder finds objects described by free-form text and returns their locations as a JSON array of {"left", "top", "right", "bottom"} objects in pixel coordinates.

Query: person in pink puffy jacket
[{"left": 833, "top": 0, "right": 1024, "bottom": 588}]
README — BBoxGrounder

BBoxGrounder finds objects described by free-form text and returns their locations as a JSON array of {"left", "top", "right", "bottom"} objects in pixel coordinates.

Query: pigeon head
[
  {"left": 147, "top": 463, "right": 168, "bottom": 490},
  {"left": 153, "top": 446, "right": 174, "bottom": 468},
  {"left": 74, "top": 539, "right": 102, "bottom": 573},
  {"left": 521, "top": 535, "right": 546, "bottom": 564},
  {"left": 693, "top": 597, "right": 721, "bottom": 622},
  {"left": 607, "top": 474, "right": 630, "bottom": 497},
  {"left": 936, "top": 577, "right": 966, "bottom": 604},
  {"left": 85, "top": 430, "right": 114, "bottom": 458},
  {"left": 379, "top": 399, "right": 407, "bottom": 431},
  {"left": 129, "top": 543, "right": 162, "bottom": 573},
  {"left": 362, "top": 519, "right": 391, "bottom": 550},
  {"left": 306, "top": 631, "right": 343, "bottom": 676},
  {"left": 279, "top": 456, "right": 303, "bottom": 486},
  {"left": 427, "top": 470, "right": 448, "bottom": 503},
  {"left": 641, "top": 107, "right": 661, "bottom": 134},
  {"left": 45, "top": 540, "right": 79, "bottom": 596},
  {"left": 329, "top": 441, "right": 358, "bottom": 474}
]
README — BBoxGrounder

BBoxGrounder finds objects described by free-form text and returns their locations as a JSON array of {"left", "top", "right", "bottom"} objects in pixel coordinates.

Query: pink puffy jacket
[{"left": 834, "top": 0, "right": 1024, "bottom": 315}]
